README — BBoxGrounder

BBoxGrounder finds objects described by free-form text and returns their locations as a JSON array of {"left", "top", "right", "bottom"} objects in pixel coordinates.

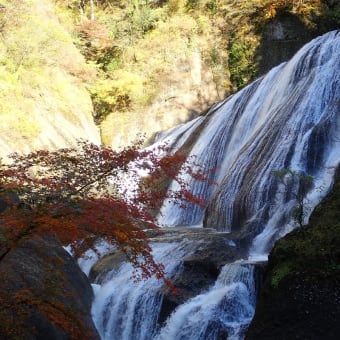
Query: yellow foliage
[
  {"left": 0, "top": 0, "right": 95, "bottom": 150},
  {"left": 257, "top": 0, "right": 324, "bottom": 23},
  {"left": 265, "top": 4, "right": 277, "bottom": 19},
  {"left": 89, "top": 71, "right": 146, "bottom": 123}
]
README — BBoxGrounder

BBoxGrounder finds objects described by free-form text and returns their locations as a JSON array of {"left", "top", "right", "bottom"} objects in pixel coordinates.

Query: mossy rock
[{"left": 246, "top": 172, "right": 340, "bottom": 340}]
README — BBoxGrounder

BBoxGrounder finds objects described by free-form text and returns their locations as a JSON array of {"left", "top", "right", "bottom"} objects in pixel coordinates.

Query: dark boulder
[
  {"left": 167, "top": 231, "right": 241, "bottom": 303},
  {"left": 0, "top": 236, "right": 99, "bottom": 340}
]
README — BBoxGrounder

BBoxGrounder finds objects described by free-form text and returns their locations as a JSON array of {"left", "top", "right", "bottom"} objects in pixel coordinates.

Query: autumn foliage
[
  {"left": 0, "top": 140, "right": 207, "bottom": 279},
  {"left": 260, "top": 0, "right": 324, "bottom": 19}
]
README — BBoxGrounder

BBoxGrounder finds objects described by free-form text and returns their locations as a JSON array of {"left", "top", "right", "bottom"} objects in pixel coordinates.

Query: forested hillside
[
  {"left": 0, "top": 0, "right": 100, "bottom": 157},
  {"left": 1, "top": 0, "right": 338, "bottom": 153},
  {"left": 54, "top": 0, "right": 339, "bottom": 146}
]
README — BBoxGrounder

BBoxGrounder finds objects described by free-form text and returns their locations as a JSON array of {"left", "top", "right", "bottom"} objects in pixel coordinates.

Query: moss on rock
[{"left": 246, "top": 172, "right": 340, "bottom": 340}]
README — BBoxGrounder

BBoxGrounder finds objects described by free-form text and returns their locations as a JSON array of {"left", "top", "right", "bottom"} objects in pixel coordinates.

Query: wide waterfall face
[
  {"left": 159, "top": 30, "right": 340, "bottom": 251},
  {"left": 89, "top": 31, "right": 340, "bottom": 340}
]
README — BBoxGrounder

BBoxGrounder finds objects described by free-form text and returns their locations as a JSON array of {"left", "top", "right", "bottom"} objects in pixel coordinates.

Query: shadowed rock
[{"left": 0, "top": 236, "right": 99, "bottom": 339}]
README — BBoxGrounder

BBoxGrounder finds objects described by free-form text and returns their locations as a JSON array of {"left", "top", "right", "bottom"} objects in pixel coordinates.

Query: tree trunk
[
  {"left": 79, "top": 0, "right": 86, "bottom": 23},
  {"left": 90, "top": 0, "right": 95, "bottom": 20}
]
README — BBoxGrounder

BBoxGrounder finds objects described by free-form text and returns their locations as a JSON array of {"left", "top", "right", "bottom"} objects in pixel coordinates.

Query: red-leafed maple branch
[{"left": 0, "top": 139, "right": 211, "bottom": 280}]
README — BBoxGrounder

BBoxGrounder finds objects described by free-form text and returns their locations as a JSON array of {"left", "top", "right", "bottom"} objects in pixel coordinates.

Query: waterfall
[
  {"left": 159, "top": 30, "right": 340, "bottom": 247},
  {"left": 91, "top": 239, "right": 199, "bottom": 340},
  {"left": 90, "top": 31, "right": 340, "bottom": 340},
  {"left": 155, "top": 263, "right": 255, "bottom": 340}
]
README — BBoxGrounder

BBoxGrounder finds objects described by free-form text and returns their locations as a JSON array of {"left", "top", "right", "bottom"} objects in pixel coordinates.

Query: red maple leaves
[{"left": 0, "top": 140, "right": 210, "bottom": 280}]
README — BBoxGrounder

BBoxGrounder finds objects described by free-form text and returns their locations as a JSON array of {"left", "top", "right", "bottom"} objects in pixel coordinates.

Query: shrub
[
  {"left": 228, "top": 37, "right": 257, "bottom": 90},
  {"left": 90, "top": 80, "right": 131, "bottom": 123}
]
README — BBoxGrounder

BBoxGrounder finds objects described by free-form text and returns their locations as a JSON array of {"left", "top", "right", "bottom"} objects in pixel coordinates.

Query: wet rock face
[
  {"left": 166, "top": 232, "right": 240, "bottom": 302},
  {"left": 0, "top": 237, "right": 99, "bottom": 339},
  {"left": 246, "top": 273, "right": 340, "bottom": 340},
  {"left": 89, "top": 250, "right": 126, "bottom": 283}
]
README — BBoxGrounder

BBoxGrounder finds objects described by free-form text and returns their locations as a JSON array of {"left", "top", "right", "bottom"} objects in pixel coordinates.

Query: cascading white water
[
  {"left": 159, "top": 31, "right": 340, "bottom": 247},
  {"left": 91, "top": 239, "right": 200, "bottom": 340},
  {"left": 90, "top": 31, "right": 340, "bottom": 340},
  {"left": 155, "top": 263, "right": 255, "bottom": 340},
  {"left": 90, "top": 236, "right": 258, "bottom": 340}
]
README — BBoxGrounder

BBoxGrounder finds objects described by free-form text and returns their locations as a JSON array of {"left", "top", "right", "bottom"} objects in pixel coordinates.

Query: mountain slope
[{"left": 0, "top": 0, "right": 100, "bottom": 158}]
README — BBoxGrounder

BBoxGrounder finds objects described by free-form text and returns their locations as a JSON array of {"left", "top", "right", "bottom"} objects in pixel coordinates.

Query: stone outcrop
[
  {"left": 0, "top": 236, "right": 99, "bottom": 339},
  {"left": 258, "top": 13, "right": 314, "bottom": 75}
]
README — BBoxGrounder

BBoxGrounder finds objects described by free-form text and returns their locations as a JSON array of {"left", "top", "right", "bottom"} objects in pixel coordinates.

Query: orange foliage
[{"left": 77, "top": 19, "right": 113, "bottom": 61}]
